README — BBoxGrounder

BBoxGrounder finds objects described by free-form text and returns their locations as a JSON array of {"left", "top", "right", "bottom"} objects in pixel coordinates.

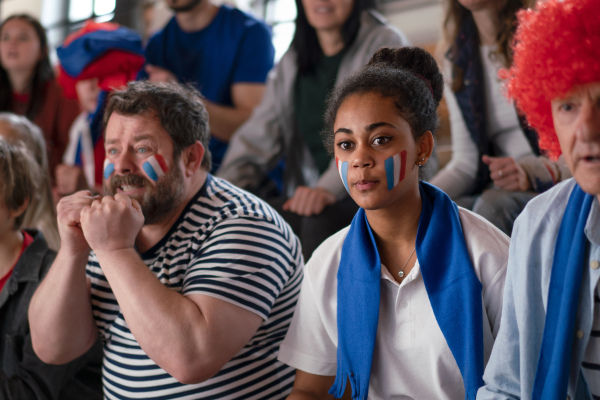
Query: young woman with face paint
[{"left": 278, "top": 47, "right": 510, "bottom": 400}]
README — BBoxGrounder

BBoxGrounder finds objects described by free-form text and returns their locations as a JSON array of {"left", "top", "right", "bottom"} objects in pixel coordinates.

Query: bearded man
[{"left": 29, "top": 81, "right": 303, "bottom": 399}]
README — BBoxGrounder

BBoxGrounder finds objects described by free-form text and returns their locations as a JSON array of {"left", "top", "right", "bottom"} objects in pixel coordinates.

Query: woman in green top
[{"left": 218, "top": 0, "right": 409, "bottom": 259}]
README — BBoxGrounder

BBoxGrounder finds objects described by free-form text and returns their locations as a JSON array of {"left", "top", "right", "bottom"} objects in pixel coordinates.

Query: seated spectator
[
  {"left": 0, "top": 135, "right": 102, "bottom": 399},
  {"left": 0, "top": 14, "right": 80, "bottom": 181},
  {"left": 429, "top": 0, "right": 570, "bottom": 236},
  {"left": 279, "top": 47, "right": 509, "bottom": 399},
  {"left": 139, "top": 0, "right": 275, "bottom": 172},
  {"left": 55, "top": 20, "right": 145, "bottom": 196},
  {"left": 477, "top": 0, "right": 600, "bottom": 398},
  {"left": 218, "top": 0, "right": 409, "bottom": 259},
  {"left": 0, "top": 113, "right": 59, "bottom": 250},
  {"left": 29, "top": 81, "right": 303, "bottom": 399}
]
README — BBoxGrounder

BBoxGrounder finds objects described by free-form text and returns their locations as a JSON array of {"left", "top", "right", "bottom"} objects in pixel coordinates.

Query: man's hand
[
  {"left": 482, "top": 155, "right": 531, "bottom": 192},
  {"left": 56, "top": 190, "right": 98, "bottom": 255},
  {"left": 282, "top": 187, "right": 336, "bottom": 216},
  {"left": 80, "top": 193, "right": 144, "bottom": 253},
  {"left": 145, "top": 64, "right": 178, "bottom": 83}
]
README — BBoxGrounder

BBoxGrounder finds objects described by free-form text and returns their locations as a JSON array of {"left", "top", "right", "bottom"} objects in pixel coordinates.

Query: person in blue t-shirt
[{"left": 139, "top": 0, "right": 274, "bottom": 172}]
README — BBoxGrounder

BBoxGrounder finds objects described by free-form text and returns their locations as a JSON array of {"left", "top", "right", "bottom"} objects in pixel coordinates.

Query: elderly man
[
  {"left": 29, "top": 81, "right": 303, "bottom": 399},
  {"left": 477, "top": 0, "right": 600, "bottom": 399}
]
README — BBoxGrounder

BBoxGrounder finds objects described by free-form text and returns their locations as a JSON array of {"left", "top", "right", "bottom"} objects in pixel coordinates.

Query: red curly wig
[{"left": 501, "top": 0, "right": 600, "bottom": 160}]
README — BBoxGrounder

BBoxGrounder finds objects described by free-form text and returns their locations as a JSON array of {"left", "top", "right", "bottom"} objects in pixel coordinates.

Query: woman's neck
[
  {"left": 9, "top": 69, "right": 33, "bottom": 94},
  {"left": 471, "top": 8, "right": 501, "bottom": 46},
  {"left": 316, "top": 29, "right": 345, "bottom": 56},
  {"left": 366, "top": 184, "right": 423, "bottom": 251},
  {"left": 0, "top": 229, "right": 23, "bottom": 279}
]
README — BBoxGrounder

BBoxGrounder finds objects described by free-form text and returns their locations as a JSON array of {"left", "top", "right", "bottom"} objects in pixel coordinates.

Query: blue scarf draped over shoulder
[
  {"left": 532, "top": 184, "right": 593, "bottom": 399},
  {"left": 329, "top": 181, "right": 484, "bottom": 400}
]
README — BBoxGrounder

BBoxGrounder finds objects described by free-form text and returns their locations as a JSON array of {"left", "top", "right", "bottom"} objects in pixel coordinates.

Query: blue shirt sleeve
[{"left": 231, "top": 21, "right": 274, "bottom": 84}]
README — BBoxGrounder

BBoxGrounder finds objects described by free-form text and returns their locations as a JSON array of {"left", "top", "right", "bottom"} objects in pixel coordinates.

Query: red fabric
[
  {"left": 0, "top": 231, "right": 33, "bottom": 292},
  {"left": 58, "top": 50, "right": 145, "bottom": 100},
  {"left": 62, "top": 20, "right": 119, "bottom": 47},
  {"left": 93, "top": 138, "right": 106, "bottom": 187},
  {"left": 503, "top": 0, "right": 600, "bottom": 160},
  {"left": 12, "top": 92, "right": 29, "bottom": 104}
]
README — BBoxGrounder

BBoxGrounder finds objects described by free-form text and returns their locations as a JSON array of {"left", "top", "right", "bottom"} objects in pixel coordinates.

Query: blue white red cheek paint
[
  {"left": 103, "top": 159, "right": 115, "bottom": 180},
  {"left": 384, "top": 151, "right": 407, "bottom": 191},
  {"left": 336, "top": 157, "right": 350, "bottom": 193},
  {"left": 142, "top": 154, "right": 168, "bottom": 182}
]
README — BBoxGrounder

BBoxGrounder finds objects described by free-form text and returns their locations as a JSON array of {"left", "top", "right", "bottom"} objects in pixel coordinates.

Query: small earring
[{"left": 417, "top": 157, "right": 426, "bottom": 167}]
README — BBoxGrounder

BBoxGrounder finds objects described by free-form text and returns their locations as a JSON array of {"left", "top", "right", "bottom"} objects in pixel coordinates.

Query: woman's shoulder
[
  {"left": 459, "top": 207, "right": 510, "bottom": 255},
  {"left": 358, "top": 9, "right": 409, "bottom": 45},
  {"left": 39, "top": 78, "right": 79, "bottom": 114},
  {"left": 458, "top": 207, "right": 510, "bottom": 286},
  {"left": 304, "top": 226, "right": 350, "bottom": 281}
]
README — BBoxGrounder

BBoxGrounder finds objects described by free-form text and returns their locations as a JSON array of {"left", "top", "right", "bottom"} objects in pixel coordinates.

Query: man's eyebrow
[{"left": 105, "top": 134, "right": 155, "bottom": 146}]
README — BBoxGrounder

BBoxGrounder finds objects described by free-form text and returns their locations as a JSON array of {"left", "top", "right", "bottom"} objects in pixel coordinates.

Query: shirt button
[
  {"left": 399, "top": 302, "right": 408, "bottom": 309},
  {"left": 591, "top": 260, "right": 599, "bottom": 269},
  {"left": 576, "top": 330, "right": 584, "bottom": 339}
]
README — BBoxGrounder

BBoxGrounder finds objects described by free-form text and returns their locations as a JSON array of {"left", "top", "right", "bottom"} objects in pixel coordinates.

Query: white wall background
[{"left": 1, "top": 0, "right": 44, "bottom": 19}]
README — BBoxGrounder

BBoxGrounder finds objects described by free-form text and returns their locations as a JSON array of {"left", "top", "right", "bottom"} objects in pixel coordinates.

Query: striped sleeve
[{"left": 182, "top": 216, "right": 299, "bottom": 320}]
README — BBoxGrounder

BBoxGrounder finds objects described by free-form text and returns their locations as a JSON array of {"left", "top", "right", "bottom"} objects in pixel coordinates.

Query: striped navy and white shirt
[
  {"left": 583, "top": 286, "right": 600, "bottom": 399},
  {"left": 87, "top": 175, "right": 303, "bottom": 400}
]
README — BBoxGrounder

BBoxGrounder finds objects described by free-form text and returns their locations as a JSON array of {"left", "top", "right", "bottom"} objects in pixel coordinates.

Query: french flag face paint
[
  {"left": 142, "top": 154, "right": 168, "bottom": 182},
  {"left": 336, "top": 157, "right": 350, "bottom": 193},
  {"left": 103, "top": 158, "right": 115, "bottom": 180},
  {"left": 384, "top": 150, "right": 407, "bottom": 191}
]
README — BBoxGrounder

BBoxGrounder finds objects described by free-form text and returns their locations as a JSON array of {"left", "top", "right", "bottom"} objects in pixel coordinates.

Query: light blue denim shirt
[{"left": 477, "top": 178, "right": 599, "bottom": 400}]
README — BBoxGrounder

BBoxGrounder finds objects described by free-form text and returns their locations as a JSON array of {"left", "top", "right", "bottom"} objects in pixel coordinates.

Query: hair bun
[{"left": 368, "top": 46, "right": 443, "bottom": 106}]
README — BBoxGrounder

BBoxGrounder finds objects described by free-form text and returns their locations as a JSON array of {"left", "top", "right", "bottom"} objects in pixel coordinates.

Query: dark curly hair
[
  {"left": 322, "top": 46, "right": 443, "bottom": 154},
  {"left": 103, "top": 81, "right": 212, "bottom": 170}
]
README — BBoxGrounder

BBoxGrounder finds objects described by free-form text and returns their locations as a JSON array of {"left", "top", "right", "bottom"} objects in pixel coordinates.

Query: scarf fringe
[
  {"left": 466, "top": 388, "right": 478, "bottom": 400},
  {"left": 329, "top": 370, "right": 369, "bottom": 400}
]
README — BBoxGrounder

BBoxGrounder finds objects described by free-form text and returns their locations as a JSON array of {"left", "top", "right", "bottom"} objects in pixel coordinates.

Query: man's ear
[{"left": 181, "top": 141, "right": 205, "bottom": 177}]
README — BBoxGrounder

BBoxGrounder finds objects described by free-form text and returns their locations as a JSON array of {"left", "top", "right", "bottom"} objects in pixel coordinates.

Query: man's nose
[
  {"left": 113, "top": 151, "right": 137, "bottom": 174},
  {"left": 576, "top": 101, "right": 600, "bottom": 142}
]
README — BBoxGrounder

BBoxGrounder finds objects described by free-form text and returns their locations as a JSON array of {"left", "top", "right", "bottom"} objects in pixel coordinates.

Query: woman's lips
[{"left": 354, "top": 179, "right": 379, "bottom": 191}]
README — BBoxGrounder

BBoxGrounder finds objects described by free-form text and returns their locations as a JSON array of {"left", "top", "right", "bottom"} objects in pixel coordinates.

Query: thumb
[
  {"left": 481, "top": 154, "right": 493, "bottom": 165},
  {"left": 131, "top": 198, "right": 142, "bottom": 213}
]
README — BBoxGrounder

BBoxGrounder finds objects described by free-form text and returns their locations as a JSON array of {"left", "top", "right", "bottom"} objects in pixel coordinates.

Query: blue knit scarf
[
  {"left": 532, "top": 184, "right": 593, "bottom": 399},
  {"left": 329, "top": 182, "right": 484, "bottom": 400}
]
